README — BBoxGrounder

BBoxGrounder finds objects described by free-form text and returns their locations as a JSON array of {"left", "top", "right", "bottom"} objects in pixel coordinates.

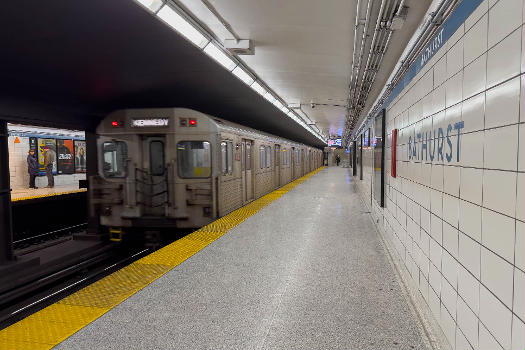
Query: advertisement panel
[
  {"left": 37, "top": 138, "right": 57, "bottom": 175},
  {"left": 57, "top": 139, "right": 75, "bottom": 174},
  {"left": 74, "top": 140, "right": 87, "bottom": 173}
]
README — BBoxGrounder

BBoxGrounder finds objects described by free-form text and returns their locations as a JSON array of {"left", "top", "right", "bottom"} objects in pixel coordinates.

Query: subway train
[{"left": 90, "top": 108, "right": 323, "bottom": 236}]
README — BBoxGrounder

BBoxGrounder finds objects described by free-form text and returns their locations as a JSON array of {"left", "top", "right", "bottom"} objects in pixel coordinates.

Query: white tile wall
[
  {"left": 481, "top": 208, "right": 516, "bottom": 262},
  {"left": 360, "top": 2, "right": 525, "bottom": 349}
]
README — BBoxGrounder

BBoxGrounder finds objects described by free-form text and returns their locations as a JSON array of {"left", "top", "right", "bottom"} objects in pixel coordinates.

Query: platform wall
[
  {"left": 8, "top": 136, "right": 86, "bottom": 189},
  {"left": 356, "top": 1, "right": 525, "bottom": 349}
]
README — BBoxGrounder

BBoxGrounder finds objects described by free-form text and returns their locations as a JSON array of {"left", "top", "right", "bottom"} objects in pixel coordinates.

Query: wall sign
[{"left": 131, "top": 118, "right": 169, "bottom": 127}]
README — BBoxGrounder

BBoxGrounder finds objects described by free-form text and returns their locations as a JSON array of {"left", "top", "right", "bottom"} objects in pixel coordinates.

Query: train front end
[{"left": 91, "top": 108, "right": 219, "bottom": 238}]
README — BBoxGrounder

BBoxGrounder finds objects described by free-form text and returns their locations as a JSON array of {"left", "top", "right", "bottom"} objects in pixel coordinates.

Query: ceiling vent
[{"left": 224, "top": 39, "right": 255, "bottom": 55}]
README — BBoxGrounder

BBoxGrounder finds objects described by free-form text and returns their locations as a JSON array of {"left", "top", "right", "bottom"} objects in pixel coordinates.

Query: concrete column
[
  {"left": 86, "top": 130, "right": 100, "bottom": 234},
  {"left": 0, "top": 120, "right": 13, "bottom": 262}
]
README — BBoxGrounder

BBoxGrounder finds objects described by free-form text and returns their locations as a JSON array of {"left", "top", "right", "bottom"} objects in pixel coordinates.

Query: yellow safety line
[
  {"left": 11, "top": 189, "right": 87, "bottom": 202},
  {"left": 0, "top": 167, "right": 325, "bottom": 350}
]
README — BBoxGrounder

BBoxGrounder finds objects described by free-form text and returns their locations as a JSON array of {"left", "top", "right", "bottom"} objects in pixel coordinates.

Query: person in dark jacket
[
  {"left": 43, "top": 146, "right": 55, "bottom": 188},
  {"left": 27, "top": 149, "right": 39, "bottom": 189}
]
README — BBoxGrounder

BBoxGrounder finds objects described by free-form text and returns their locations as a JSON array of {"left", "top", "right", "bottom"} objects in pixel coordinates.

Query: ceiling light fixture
[
  {"left": 203, "top": 42, "right": 237, "bottom": 71},
  {"left": 157, "top": 5, "right": 209, "bottom": 48}
]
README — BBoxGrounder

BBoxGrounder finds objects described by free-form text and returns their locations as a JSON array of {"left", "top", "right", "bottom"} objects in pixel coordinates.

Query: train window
[
  {"left": 227, "top": 141, "right": 233, "bottom": 174},
  {"left": 177, "top": 141, "right": 211, "bottom": 178},
  {"left": 149, "top": 141, "right": 165, "bottom": 176},
  {"left": 102, "top": 141, "right": 127, "bottom": 178},
  {"left": 221, "top": 142, "right": 227, "bottom": 175},
  {"left": 246, "top": 142, "right": 251, "bottom": 170},
  {"left": 259, "top": 146, "right": 265, "bottom": 169}
]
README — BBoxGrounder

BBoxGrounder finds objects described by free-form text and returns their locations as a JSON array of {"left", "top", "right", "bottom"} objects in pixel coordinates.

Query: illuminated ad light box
[{"left": 327, "top": 139, "right": 342, "bottom": 147}]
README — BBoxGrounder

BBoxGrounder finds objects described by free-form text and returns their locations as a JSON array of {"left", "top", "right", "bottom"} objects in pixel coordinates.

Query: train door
[
  {"left": 274, "top": 144, "right": 280, "bottom": 188},
  {"left": 301, "top": 149, "right": 305, "bottom": 175},
  {"left": 291, "top": 147, "right": 296, "bottom": 179},
  {"left": 140, "top": 136, "right": 167, "bottom": 216},
  {"left": 242, "top": 139, "right": 254, "bottom": 202}
]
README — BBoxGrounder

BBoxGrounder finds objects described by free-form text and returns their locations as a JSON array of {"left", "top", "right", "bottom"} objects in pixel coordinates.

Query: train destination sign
[{"left": 131, "top": 118, "right": 169, "bottom": 127}]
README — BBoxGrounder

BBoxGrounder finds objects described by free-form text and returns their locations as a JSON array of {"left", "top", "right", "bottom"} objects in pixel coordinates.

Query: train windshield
[
  {"left": 102, "top": 141, "right": 127, "bottom": 177},
  {"left": 177, "top": 141, "right": 211, "bottom": 178}
]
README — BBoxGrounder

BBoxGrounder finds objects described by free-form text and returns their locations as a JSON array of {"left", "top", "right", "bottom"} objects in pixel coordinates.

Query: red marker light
[
  {"left": 111, "top": 121, "right": 119, "bottom": 127},
  {"left": 189, "top": 119, "right": 197, "bottom": 126}
]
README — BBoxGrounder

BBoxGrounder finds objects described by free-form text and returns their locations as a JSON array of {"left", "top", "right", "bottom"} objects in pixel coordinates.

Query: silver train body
[{"left": 91, "top": 108, "right": 323, "bottom": 231}]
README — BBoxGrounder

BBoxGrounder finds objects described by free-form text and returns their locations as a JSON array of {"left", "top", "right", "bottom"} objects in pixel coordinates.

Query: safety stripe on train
[{"left": 0, "top": 166, "right": 325, "bottom": 350}]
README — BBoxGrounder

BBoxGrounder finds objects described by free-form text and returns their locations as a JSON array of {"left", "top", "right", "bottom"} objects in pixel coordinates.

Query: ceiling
[
  {"left": 177, "top": 0, "right": 432, "bottom": 139},
  {"left": 0, "top": 0, "right": 432, "bottom": 147}
]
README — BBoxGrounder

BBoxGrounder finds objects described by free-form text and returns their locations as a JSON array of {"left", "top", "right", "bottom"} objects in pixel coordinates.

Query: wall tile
[
  {"left": 483, "top": 169, "right": 517, "bottom": 217},
  {"left": 431, "top": 190, "right": 443, "bottom": 218},
  {"left": 459, "top": 199, "right": 482, "bottom": 241},
  {"left": 443, "top": 166, "right": 460, "bottom": 197},
  {"left": 440, "top": 303, "right": 457, "bottom": 346},
  {"left": 429, "top": 286, "right": 441, "bottom": 322},
  {"left": 434, "top": 56, "right": 447, "bottom": 89},
  {"left": 516, "top": 173, "right": 524, "bottom": 221},
  {"left": 444, "top": 194, "right": 460, "bottom": 227},
  {"left": 514, "top": 268, "right": 525, "bottom": 320},
  {"left": 462, "top": 93, "right": 485, "bottom": 134},
  {"left": 460, "top": 167, "right": 483, "bottom": 205},
  {"left": 447, "top": 37, "right": 464, "bottom": 80},
  {"left": 464, "top": 14, "right": 488, "bottom": 65},
  {"left": 487, "top": 0, "right": 523, "bottom": 49},
  {"left": 465, "top": 0, "right": 488, "bottom": 31},
  {"left": 482, "top": 208, "right": 516, "bottom": 262},
  {"left": 480, "top": 247, "right": 514, "bottom": 307},
  {"left": 430, "top": 234, "right": 443, "bottom": 267},
  {"left": 485, "top": 76, "right": 521, "bottom": 129},
  {"left": 464, "top": 54, "right": 487, "bottom": 99},
  {"left": 484, "top": 125, "right": 519, "bottom": 171},
  {"left": 459, "top": 131, "right": 484, "bottom": 168},
  {"left": 433, "top": 85, "right": 447, "bottom": 115},
  {"left": 520, "top": 76, "right": 524, "bottom": 122},
  {"left": 479, "top": 321, "right": 504, "bottom": 349},
  {"left": 516, "top": 221, "right": 525, "bottom": 271},
  {"left": 443, "top": 249, "right": 459, "bottom": 287},
  {"left": 447, "top": 72, "right": 464, "bottom": 108},
  {"left": 479, "top": 285, "right": 512, "bottom": 349},
  {"left": 459, "top": 232, "right": 481, "bottom": 278},
  {"left": 519, "top": 123, "right": 525, "bottom": 171},
  {"left": 456, "top": 328, "right": 474, "bottom": 350},
  {"left": 457, "top": 296, "right": 479, "bottom": 348},
  {"left": 487, "top": 28, "right": 521, "bottom": 88},
  {"left": 458, "top": 263, "right": 480, "bottom": 313},
  {"left": 431, "top": 164, "right": 444, "bottom": 191},
  {"left": 512, "top": 316, "right": 525, "bottom": 350},
  {"left": 431, "top": 213, "right": 443, "bottom": 243},
  {"left": 443, "top": 221, "right": 459, "bottom": 258}
]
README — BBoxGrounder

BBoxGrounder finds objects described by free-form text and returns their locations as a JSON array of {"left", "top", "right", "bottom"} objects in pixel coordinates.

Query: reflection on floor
[{"left": 11, "top": 184, "right": 86, "bottom": 201}]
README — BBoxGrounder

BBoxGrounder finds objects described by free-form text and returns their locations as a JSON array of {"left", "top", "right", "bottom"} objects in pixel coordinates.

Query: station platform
[
  {"left": 10, "top": 185, "right": 86, "bottom": 202},
  {"left": 0, "top": 167, "right": 431, "bottom": 350}
]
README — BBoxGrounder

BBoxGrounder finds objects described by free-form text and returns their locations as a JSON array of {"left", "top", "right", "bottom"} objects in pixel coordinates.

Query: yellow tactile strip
[
  {"left": 11, "top": 189, "right": 87, "bottom": 202},
  {"left": 0, "top": 167, "right": 325, "bottom": 350}
]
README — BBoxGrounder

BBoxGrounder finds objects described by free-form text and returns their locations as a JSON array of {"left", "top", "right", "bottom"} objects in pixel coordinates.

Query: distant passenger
[
  {"left": 27, "top": 149, "right": 39, "bottom": 189},
  {"left": 336, "top": 154, "right": 340, "bottom": 166},
  {"left": 43, "top": 146, "right": 55, "bottom": 188}
]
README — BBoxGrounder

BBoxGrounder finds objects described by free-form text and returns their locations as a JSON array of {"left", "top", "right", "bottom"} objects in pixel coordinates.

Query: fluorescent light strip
[
  {"left": 263, "top": 92, "right": 276, "bottom": 103},
  {"left": 157, "top": 6, "right": 209, "bottom": 48},
  {"left": 204, "top": 42, "right": 237, "bottom": 71},
  {"left": 250, "top": 81, "right": 266, "bottom": 95},
  {"left": 134, "top": 0, "right": 163, "bottom": 12},
  {"left": 232, "top": 66, "right": 254, "bottom": 85}
]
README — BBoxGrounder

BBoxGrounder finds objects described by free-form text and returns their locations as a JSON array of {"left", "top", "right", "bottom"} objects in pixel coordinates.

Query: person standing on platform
[
  {"left": 336, "top": 154, "right": 340, "bottom": 166},
  {"left": 43, "top": 146, "right": 55, "bottom": 188},
  {"left": 27, "top": 149, "right": 39, "bottom": 189}
]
